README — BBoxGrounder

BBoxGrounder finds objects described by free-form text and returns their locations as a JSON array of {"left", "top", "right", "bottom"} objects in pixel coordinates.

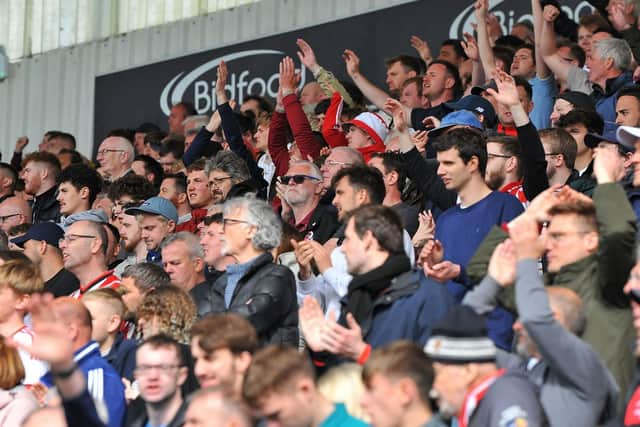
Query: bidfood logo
[
  {"left": 448, "top": 0, "right": 594, "bottom": 39},
  {"left": 160, "top": 49, "right": 306, "bottom": 115}
]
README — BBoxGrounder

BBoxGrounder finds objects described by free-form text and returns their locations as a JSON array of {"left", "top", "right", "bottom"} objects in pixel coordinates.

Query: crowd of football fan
[{"left": 4, "top": 0, "right": 640, "bottom": 426}]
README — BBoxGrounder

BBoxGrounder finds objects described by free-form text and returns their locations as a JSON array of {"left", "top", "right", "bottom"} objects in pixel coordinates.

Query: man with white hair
[
  {"left": 280, "top": 160, "right": 339, "bottom": 243},
  {"left": 96, "top": 136, "right": 135, "bottom": 182},
  {"left": 203, "top": 195, "right": 298, "bottom": 346}
]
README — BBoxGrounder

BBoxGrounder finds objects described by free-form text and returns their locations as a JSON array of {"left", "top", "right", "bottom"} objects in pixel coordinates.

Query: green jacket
[{"left": 466, "top": 183, "right": 636, "bottom": 397}]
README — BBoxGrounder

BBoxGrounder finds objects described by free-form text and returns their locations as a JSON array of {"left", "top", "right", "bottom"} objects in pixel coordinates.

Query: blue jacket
[
  {"left": 346, "top": 270, "right": 454, "bottom": 348},
  {"left": 593, "top": 71, "right": 634, "bottom": 134},
  {"left": 104, "top": 333, "right": 137, "bottom": 382},
  {"left": 42, "top": 341, "right": 126, "bottom": 427}
]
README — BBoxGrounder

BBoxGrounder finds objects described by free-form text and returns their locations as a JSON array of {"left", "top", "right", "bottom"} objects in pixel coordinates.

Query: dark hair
[
  {"left": 0, "top": 163, "right": 18, "bottom": 193},
  {"left": 137, "top": 333, "right": 185, "bottom": 367},
  {"left": 203, "top": 212, "right": 224, "bottom": 226},
  {"left": 332, "top": 166, "right": 386, "bottom": 205},
  {"left": 163, "top": 173, "right": 187, "bottom": 195},
  {"left": 57, "top": 164, "right": 103, "bottom": 206},
  {"left": 495, "top": 35, "right": 526, "bottom": 50},
  {"left": 516, "top": 44, "right": 536, "bottom": 65},
  {"left": 107, "top": 174, "right": 156, "bottom": 203},
  {"left": 384, "top": 55, "right": 422, "bottom": 74},
  {"left": 314, "top": 99, "right": 331, "bottom": 115},
  {"left": 243, "top": 95, "right": 274, "bottom": 114},
  {"left": 48, "top": 131, "right": 77, "bottom": 149},
  {"left": 103, "top": 222, "right": 120, "bottom": 249},
  {"left": 133, "top": 154, "right": 164, "bottom": 190},
  {"left": 493, "top": 45, "right": 515, "bottom": 72},
  {"left": 159, "top": 136, "right": 185, "bottom": 159},
  {"left": 363, "top": 341, "right": 435, "bottom": 406},
  {"left": 513, "top": 76, "right": 533, "bottom": 101},
  {"left": 0, "top": 250, "right": 29, "bottom": 263},
  {"left": 144, "top": 131, "right": 168, "bottom": 153},
  {"left": 441, "top": 39, "right": 468, "bottom": 60},
  {"left": 428, "top": 60, "right": 463, "bottom": 99},
  {"left": 617, "top": 86, "right": 640, "bottom": 108},
  {"left": 191, "top": 314, "right": 258, "bottom": 355},
  {"left": 234, "top": 113, "right": 256, "bottom": 135},
  {"left": 339, "top": 80, "right": 366, "bottom": 109},
  {"left": 433, "top": 127, "right": 488, "bottom": 175},
  {"left": 557, "top": 39, "right": 586, "bottom": 68},
  {"left": 556, "top": 109, "right": 605, "bottom": 134},
  {"left": 173, "top": 102, "right": 197, "bottom": 117},
  {"left": 347, "top": 205, "right": 404, "bottom": 255},
  {"left": 58, "top": 149, "right": 84, "bottom": 166},
  {"left": 538, "top": 128, "right": 578, "bottom": 169},
  {"left": 370, "top": 152, "right": 408, "bottom": 192},
  {"left": 486, "top": 134, "right": 523, "bottom": 178},
  {"left": 6, "top": 225, "right": 31, "bottom": 238},
  {"left": 579, "top": 13, "right": 613, "bottom": 34}
]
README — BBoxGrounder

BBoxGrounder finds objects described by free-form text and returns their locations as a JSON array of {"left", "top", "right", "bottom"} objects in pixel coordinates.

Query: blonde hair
[
  {"left": 318, "top": 363, "right": 369, "bottom": 423},
  {"left": 0, "top": 259, "right": 43, "bottom": 295},
  {"left": 83, "top": 288, "right": 126, "bottom": 318}
]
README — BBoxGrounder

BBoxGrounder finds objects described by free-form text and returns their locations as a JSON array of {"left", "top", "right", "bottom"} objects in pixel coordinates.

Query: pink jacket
[{"left": 0, "top": 386, "right": 39, "bottom": 427}]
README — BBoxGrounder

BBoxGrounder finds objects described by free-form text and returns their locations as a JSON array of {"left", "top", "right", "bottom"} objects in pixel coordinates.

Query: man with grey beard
[
  {"left": 278, "top": 160, "right": 339, "bottom": 244},
  {"left": 463, "top": 217, "right": 618, "bottom": 426}
]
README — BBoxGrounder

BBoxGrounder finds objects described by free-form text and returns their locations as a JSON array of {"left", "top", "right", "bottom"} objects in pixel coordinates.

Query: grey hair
[
  {"left": 182, "top": 115, "right": 210, "bottom": 135},
  {"left": 223, "top": 195, "right": 282, "bottom": 250},
  {"left": 122, "top": 262, "right": 171, "bottom": 291},
  {"left": 547, "top": 287, "right": 587, "bottom": 337},
  {"left": 206, "top": 151, "right": 251, "bottom": 184},
  {"left": 593, "top": 38, "right": 633, "bottom": 71},
  {"left": 111, "top": 136, "right": 135, "bottom": 164},
  {"left": 290, "top": 160, "right": 321, "bottom": 179},
  {"left": 331, "top": 146, "right": 365, "bottom": 166},
  {"left": 159, "top": 231, "right": 204, "bottom": 259}
]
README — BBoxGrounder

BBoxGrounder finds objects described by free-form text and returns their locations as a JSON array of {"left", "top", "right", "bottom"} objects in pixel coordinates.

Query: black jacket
[
  {"left": 32, "top": 185, "right": 60, "bottom": 224},
  {"left": 125, "top": 397, "right": 187, "bottom": 427},
  {"left": 301, "top": 203, "right": 340, "bottom": 244},
  {"left": 203, "top": 253, "right": 298, "bottom": 346}
]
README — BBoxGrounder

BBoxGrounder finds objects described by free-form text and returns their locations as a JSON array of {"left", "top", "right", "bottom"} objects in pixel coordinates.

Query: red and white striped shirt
[{"left": 70, "top": 270, "right": 121, "bottom": 299}]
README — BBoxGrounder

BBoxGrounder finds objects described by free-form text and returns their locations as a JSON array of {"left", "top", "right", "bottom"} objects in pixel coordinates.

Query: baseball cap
[
  {"left": 555, "top": 91, "right": 596, "bottom": 113},
  {"left": 344, "top": 112, "right": 389, "bottom": 146},
  {"left": 445, "top": 95, "right": 497, "bottom": 128},
  {"left": 617, "top": 126, "right": 640, "bottom": 150},
  {"left": 471, "top": 79, "right": 498, "bottom": 96},
  {"left": 124, "top": 196, "right": 178, "bottom": 223},
  {"left": 10, "top": 222, "right": 64, "bottom": 248},
  {"left": 585, "top": 129, "right": 634, "bottom": 153},
  {"left": 428, "top": 110, "right": 484, "bottom": 139}
]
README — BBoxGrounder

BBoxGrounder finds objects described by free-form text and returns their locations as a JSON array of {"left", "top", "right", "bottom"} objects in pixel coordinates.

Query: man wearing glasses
[
  {"left": 96, "top": 136, "right": 135, "bottom": 183},
  {"left": 279, "top": 160, "right": 339, "bottom": 244},
  {"left": 0, "top": 195, "right": 31, "bottom": 233},
  {"left": 60, "top": 220, "right": 121, "bottom": 299},
  {"left": 126, "top": 334, "right": 189, "bottom": 427},
  {"left": 205, "top": 195, "right": 298, "bottom": 347}
]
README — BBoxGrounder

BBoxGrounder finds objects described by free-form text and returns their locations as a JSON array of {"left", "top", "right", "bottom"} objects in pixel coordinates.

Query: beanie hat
[
  {"left": 345, "top": 112, "right": 389, "bottom": 146},
  {"left": 424, "top": 306, "right": 496, "bottom": 364}
]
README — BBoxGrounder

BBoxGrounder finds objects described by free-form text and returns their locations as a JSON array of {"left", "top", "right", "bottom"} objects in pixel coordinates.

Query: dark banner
[{"left": 94, "top": 0, "right": 592, "bottom": 151}]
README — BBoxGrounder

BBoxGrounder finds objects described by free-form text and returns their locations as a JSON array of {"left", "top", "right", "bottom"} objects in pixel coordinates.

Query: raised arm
[
  {"left": 475, "top": 0, "right": 497, "bottom": 77},
  {"left": 343, "top": 49, "right": 391, "bottom": 111},
  {"left": 461, "top": 32, "right": 486, "bottom": 88},
  {"left": 532, "top": 0, "right": 552, "bottom": 79},
  {"left": 268, "top": 87, "right": 292, "bottom": 178},
  {"left": 296, "top": 39, "right": 355, "bottom": 107},
  {"left": 539, "top": 4, "right": 572, "bottom": 82}
]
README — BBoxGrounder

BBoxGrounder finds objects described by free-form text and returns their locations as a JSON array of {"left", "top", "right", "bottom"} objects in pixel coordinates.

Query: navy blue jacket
[
  {"left": 343, "top": 270, "right": 454, "bottom": 348},
  {"left": 104, "top": 333, "right": 137, "bottom": 382}
]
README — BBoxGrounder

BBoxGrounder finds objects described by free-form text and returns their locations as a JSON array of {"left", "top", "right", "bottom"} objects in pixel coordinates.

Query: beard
[
  {"left": 485, "top": 170, "right": 505, "bottom": 191},
  {"left": 515, "top": 330, "right": 539, "bottom": 359}
]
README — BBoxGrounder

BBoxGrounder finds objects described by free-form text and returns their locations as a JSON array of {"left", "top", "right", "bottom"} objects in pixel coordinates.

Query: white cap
[
  {"left": 616, "top": 125, "right": 640, "bottom": 150},
  {"left": 346, "top": 112, "right": 389, "bottom": 146}
]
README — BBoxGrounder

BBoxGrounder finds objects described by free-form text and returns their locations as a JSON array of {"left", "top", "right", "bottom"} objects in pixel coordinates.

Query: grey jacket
[{"left": 463, "top": 261, "right": 619, "bottom": 426}]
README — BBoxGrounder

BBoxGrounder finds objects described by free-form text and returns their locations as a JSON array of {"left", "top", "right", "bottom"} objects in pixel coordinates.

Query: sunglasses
[{"left": 280, "top": 175, "right": 320, "bottom": 185}]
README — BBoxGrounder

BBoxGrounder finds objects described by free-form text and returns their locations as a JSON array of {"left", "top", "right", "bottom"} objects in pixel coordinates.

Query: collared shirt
[{"left": 70, "top": 270, "right": 120, "bottom": 299}]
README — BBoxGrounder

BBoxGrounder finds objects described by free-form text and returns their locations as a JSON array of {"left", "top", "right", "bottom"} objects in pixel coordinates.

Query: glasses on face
[
  {"left": 0, "top": 213, "right": 21, "bottom": 223},
  {"left": 487, "top": 152, "right": 512, "bottom": 159},
  {"left": 324, "top": 160, "right": 352, "bottom": 168},
  {"left": 97, "top": 149, "right": 125, "bottom": 156},
  {"left": 59, "top": 234, "right": 96, "bottom": 245},
  {"left": 544, "top": 152, "right": 560, "bottom": 157},
  {"left": 280, "top": 175, "right": 320, "bottom": 185},
  {"left": 546, "top": 230, "right": 591, "bottom": 243},
  {"left": 222, "top": 218, "right": 253, "bottom": 229},
  {"left": 210, "top": 176, "right": 233, "bottom": 186},
  {"left": 134, "top": 364, "right": 182, "bottom": 376}
]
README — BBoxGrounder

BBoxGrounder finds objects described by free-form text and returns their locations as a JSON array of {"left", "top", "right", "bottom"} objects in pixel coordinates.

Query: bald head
[
  {"left": 548, "top": 287, "right": 586, "bottom": 336},
  {"left": 185, "top": 387, "right": 251, "bottom": 427},
  {"left": 52, "top": 296, "right": 92, "bottom": 349},
  {"left": 300, "top": 82, "right": 328, "bottom": 106},
  {"left": 0, "top": 196, "right": 31, "bottom": 233},
  {"left": 97, "top": 136, "right": 134, "bottom": 180}
]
